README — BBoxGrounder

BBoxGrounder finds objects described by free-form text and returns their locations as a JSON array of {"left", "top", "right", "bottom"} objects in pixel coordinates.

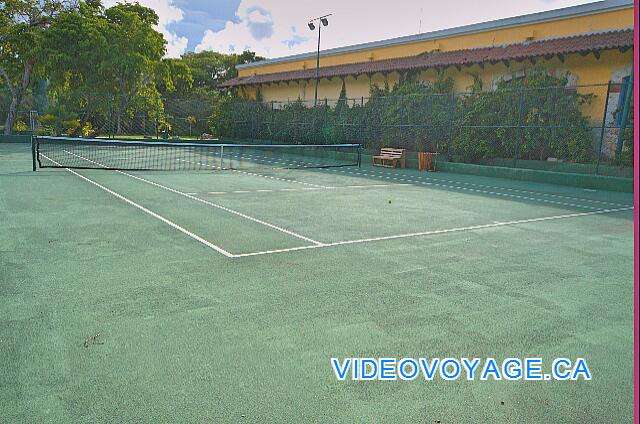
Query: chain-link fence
[
  {"left": 1, "top": 81, "right": 634, "bottom": 177},
  {"left": 222, "top": 83, "right": 633, "bottom": 177},
  {"left": 1, "top": 90, "right": 214, "bottom": 141}
]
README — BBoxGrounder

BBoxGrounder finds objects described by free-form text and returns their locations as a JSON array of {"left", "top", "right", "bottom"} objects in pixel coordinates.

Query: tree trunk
[
  {"left": 4, "top": 94, "right": 21, "bottom": 135},
  {"left": 2, "top": 62, "right": 33, "bottom": 135}
]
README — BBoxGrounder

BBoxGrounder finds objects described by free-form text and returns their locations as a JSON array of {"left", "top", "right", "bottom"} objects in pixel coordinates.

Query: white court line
[
  {"left": 49, "top": 150, "right": 633, "bottom": 259},
  {"left": 41, "top": 154, "right": 234, "bottom": 257},
  {"left": 191, "top": 151, "right": 609, "bottom": 211},
  {"left": 350, "top": 167, "right": 631, "bottom": 208},
  {"left": 327, "top": 168, "right": 603, "bottom": 210},
  {"left": 233, "top": 207, "right": 633, "bottom": 258},
  {"left": 186, "top": 183, "right": 408, "bottom": 196},
  {"left": 176, "top": 158, "right": 330, "bottom": 189},
  {"left": 238, "top": 168, "right": 329, "bottom": 188},
  {"left": 236, "top": 152, "right": 630, "bottom": 209},
  {"left": 238, "top": 154, "right": 604, "bottom": 210},
  {"left": 63, "top": 150, "right": 323, "bottom": 246}
]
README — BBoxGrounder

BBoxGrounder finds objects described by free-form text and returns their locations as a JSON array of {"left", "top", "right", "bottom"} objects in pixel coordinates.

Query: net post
[
  {"left": 31, "top": 135, "right": 36, "bottom": 171},
  {"left": 357, "top": 144, "right": 362, "bottom": 168},
  {"left": 220, "top": 145, "right": 224, "bottom": 170}
]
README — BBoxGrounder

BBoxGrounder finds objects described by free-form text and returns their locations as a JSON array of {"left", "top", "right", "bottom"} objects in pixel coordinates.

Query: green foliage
[
  {"left": 38, "top": 113, "right": 56, "bottom": 127},
  {"left": 43, "top": 1, "right": 167, "bottom": 134},
  {"left": 364, "top": 75, "right": 454, "bottom": 151},
  {"left": 62, "top": 117, "right": 80, "bottom": 134},
  {"left": 207, "top": 92, "right": 234, "bottom": 137},
  {"left": 157, "top": 117, "right": 172, "bottom": 133},
  {"left": 0, "top": 0, "right": 69, "bottom": 75},
  {"left": 184, "top": 115, "right": 197, "bottom": 136},
  {"left": 35, "top": 110, "right": 88, "bottom": 136},
  {"left": 1, "top": 0, "right": 264, "bottom": 138},
  {"left": 0, "top": 0, "right": 72, "bottom": 133},
  {"left": 215, "top": 69, "right": 599, "bottom": 167},
  {"left": 452, "top": 68, "right": 594, "bottom": 163},
  {"left": 332, "top": 80, "right": 351, "bottom": 142},
  {"left": 81, "top": 121, "right": 95, "bottom": 137},
  {"left": 254, "top": 86, "right": 263, "bottom": 102},
  {"left": 14, "top": 120, "right": 28, "bottom": 132},
  {"left": 36, "top": 112, "right": 59, "bottom": 135},
  {"left": 215, "top": 97, "right": 336, "bottom": 144},
  {"left": 618, "top": 101, "right": 634, "bottom": 167},
  {"left": 156, "top": 59, "right": 194, "bottom": 96},
  {"left": 179, "top": 50, "right": 264, "bottom": 96}
]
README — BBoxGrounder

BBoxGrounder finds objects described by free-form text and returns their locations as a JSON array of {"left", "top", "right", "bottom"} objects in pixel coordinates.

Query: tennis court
[{"left": 0, "top": 140, "right": 634, "bottom": 421}]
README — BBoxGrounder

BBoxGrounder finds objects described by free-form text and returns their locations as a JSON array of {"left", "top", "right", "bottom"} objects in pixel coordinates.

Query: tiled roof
[
  {"left": 235, "top": 0, "right": 633, "bottom": 70},
  {"left": 220, "top": 29, "right": 633, "bottom": 88}
]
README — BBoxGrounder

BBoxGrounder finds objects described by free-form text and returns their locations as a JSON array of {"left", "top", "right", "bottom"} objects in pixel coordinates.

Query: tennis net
[{"left": 33, "top": 137, "right": 361, "bottom": 171}]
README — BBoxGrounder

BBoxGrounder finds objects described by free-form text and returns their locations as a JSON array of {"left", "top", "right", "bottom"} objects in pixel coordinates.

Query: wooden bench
[{"left": 372, "top": 148, "right": 406, "bottom": 168}]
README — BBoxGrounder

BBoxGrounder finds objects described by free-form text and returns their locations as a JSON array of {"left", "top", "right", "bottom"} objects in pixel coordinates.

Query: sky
[{"left": 104, "top": 0, "right": 598, "bottom": 59}]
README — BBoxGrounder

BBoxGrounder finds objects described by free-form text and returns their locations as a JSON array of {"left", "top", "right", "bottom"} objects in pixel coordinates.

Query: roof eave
[
  {"left": 223, "top": 30, "right": 633, "bottom": 88},
  {"left": 237, "top": 0, "right": 632, "bottom": 71}
]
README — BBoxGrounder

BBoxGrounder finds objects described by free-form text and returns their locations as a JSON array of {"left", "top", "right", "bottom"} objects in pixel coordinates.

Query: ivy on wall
[{"left": 217, "top": 67, "right": 605, "bottom": 166}]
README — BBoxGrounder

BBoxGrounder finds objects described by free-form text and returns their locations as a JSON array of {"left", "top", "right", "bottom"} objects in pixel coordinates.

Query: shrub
[
  {"left": 214, "top": 68, "right": 596, "bottom": 165},
  {"left": 452, "top": 68, "right": 593, "bottom": 162},
  {"left": 618, "top": 102, "right": 634, "bottom": 168},
  {"left": 452, "top": 68, "right": 594, "bottom": 163},
  {"left": 14, "top": 120, "right": 28, "bottom": 133}
]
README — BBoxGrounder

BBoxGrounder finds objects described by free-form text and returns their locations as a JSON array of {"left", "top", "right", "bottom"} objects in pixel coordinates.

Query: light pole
[{"left": 308, "top": 14, "right": 331, "bottom": 107}]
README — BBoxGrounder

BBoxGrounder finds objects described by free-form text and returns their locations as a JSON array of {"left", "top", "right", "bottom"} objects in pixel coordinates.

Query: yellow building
[{"left": 221, "top": 0, "right": 633, "bottom": 124}]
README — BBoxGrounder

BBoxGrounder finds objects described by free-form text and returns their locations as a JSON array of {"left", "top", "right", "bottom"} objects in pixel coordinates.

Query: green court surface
[{"left": 0, "top": 142, "right": 634, "bottom": 422}]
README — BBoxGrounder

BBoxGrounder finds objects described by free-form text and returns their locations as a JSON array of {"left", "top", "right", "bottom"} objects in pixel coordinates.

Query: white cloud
[
  {"left": 103, "top": 0, "right": 188, "bottom": 58},
  {"left": 195, "top": 0, "right": 594, "bottom": 59},
  {"left": 195, "top": 0, "right": 318, "bottom": 57},
  {"left": 159, "top": 26, "right": 189, "bottom": 58}
]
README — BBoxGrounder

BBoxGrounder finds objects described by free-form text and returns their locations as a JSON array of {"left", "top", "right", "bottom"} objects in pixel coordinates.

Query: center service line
[
  {"left": 41, "top": 154, "right": 234, "bottom": 257},
  {"left": 63, "top": 150, "right": 324, "bottom": 246}
]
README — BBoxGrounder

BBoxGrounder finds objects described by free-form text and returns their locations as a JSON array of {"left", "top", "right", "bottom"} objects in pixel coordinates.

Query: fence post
[
  {"left": 155, "top": 97, "right": 159, "bottom": 139},
  {"left": 513, "top": 90, "right": 525, "bottom": 168},
  {"left": 270, "top": 100, "right": 275, "bottom": 144},
  {"left": 360, "top": 96, "right": 365, "bottom": 149},
  {"left": 615, "top": 66, "right": 633, "bottom": 163},
  {"left": 549, "top": 86, "right": 558, "bottom": 159},
  {"left": 56, "top": 96, "right": 61, "bottom": 136},
  {"left": 252, "top": 101, "right": 257, "bottom": 141},
  {"left": 447, "top": 92, "right": 455, "bottom": 158},
  {"left": 105, "top": 95, "right": 110, "bottom": 138},
  {"left": 595, "top": 80, "right": 612, "bottom": 175},
  {"left": 398, "top": 95, "right": 403, "bottom": 150}
]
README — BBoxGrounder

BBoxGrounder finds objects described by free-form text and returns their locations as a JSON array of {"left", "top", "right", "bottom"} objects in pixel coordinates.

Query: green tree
[
  {"left": 155, "top": 58, "right": 193, "bottom": 96},
  {"left": 185, "top": 115, "right": 196, "bottom": 136},
  {"left": 0, "top": 0, "right": 70, "bottom": 134},
  {"left": 43, "top": 1, "right": 167, "bottom": 135},
  {"left": 180, "top": 50, "right": 264, "bottom": 95},
  {"left": 43, "top": 0, "right": 110, "bottom": 134},
  {"left": 103, "top": 3, "right": 165, "bottom": 133}
]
